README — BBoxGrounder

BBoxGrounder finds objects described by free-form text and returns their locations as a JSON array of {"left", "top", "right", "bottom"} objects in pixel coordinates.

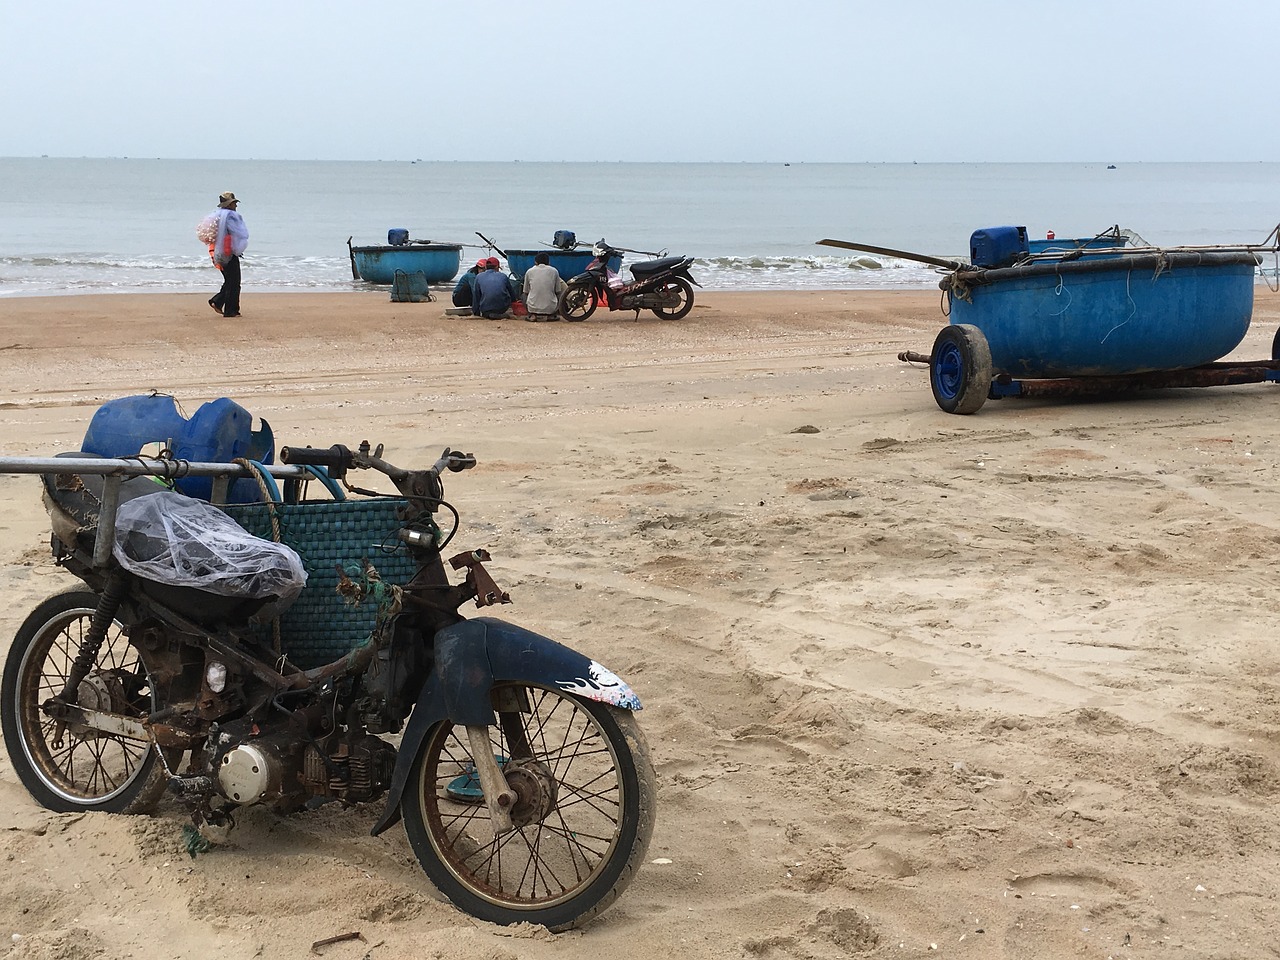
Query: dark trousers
[{"left": 210, "top": 255, "right": 241, "bottom": 316}]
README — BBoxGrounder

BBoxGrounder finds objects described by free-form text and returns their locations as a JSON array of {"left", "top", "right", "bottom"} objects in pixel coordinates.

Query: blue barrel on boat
[{"left": 970, "top": 226, "right": 1029, "bottom": 268}]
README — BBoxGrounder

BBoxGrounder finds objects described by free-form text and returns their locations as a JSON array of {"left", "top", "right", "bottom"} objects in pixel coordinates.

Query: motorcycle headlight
[{"left": 205, "top": 661, "right": 228, "bottom": 694}]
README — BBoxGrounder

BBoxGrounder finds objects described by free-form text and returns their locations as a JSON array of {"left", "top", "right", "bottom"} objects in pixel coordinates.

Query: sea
[{"left": 2, "top": 158, "right": 1278, "bottom": 298}]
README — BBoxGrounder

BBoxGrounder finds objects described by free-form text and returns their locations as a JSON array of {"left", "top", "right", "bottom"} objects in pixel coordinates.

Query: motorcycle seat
[{"left": 628, "top": 256, "right": 687, "bottom": 279}]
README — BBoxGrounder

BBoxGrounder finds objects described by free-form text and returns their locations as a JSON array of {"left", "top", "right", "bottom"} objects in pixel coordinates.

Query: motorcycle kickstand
[{"left": 465, "top": 725, "right": 517, "bottom": 836}]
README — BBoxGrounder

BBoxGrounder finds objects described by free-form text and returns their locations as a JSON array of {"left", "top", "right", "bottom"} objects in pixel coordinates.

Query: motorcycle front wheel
[
  {"left": 558, "top": 281, "right": 598, "bottom": 322},
  {"left": 401, "top": 682, "right": 657, "bottom": 931},
  {"left": 1, "top": 589, "right": 175, "bottom": 814},
  {"left": 650, "top": 277, "right": 694, "bottom": 321}
]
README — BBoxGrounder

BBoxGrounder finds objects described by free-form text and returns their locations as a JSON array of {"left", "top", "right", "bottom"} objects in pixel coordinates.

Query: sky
[{"left": 0, "top": 0, "right": 1274, "bottom": 163}]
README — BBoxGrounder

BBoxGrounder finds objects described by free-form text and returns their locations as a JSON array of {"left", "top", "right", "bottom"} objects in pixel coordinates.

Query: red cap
[
  {"left": 475, "top": 258, "right": 487, "bottom": 268},
  {"left": 485, "top": 257, "right": 500, "bottom": 268}
]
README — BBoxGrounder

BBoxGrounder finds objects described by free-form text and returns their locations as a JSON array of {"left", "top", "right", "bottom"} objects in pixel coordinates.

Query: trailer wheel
[{"left": 930, "top": 324, "right": 993, "bottom": 415}]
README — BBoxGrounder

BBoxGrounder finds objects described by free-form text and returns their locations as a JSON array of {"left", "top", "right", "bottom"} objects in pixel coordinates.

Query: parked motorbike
[
  {"left": 558, "top": 239, "right": 699, "bottom": 321},
  {"left": 1, "top": 442, "right": 656, "bottom": 931}
]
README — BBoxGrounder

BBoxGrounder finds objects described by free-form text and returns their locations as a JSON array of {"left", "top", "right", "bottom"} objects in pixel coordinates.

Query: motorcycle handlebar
[
  {"left": 280, "top": 444, "right": 353, "bottom": 469},
  {"left": 440, "top": 451, "right": 477, "bottom": 473},
  {"left": 280, "top": 443, "right": 476, "bottom": 483}
]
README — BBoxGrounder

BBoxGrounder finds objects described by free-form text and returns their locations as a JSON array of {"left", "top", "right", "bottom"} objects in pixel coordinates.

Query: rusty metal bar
[
  {"left": 998, "top": 361, "right": 1280, "bottom": 400},
  {"left": 92, "top": 475, "right": 123, "bottom": 568},
  {"left": 0, "top": 455, "right": 311, "bottom": 480},
  {"left": 0, "top": 456, "right": 317, "bottom": 572}
]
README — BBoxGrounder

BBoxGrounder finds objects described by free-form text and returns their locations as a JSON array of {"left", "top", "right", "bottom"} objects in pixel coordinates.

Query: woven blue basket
[{"left": 222, "top": 498, "right": 417, "bottom": 669}]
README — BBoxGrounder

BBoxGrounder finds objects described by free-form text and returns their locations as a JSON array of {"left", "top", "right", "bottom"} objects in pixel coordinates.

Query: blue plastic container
[
  {"left": 387, "top": 228, "right": 409, "bottom": 246},
  {"left": 82, "top": 394, "right": 187, "bottom": 459},
  {"left": 81, "top": 395, "right": 274, "bottom": 503},
  {"left": 970, "top": 226, "right": 1029, "bottom": 268}
]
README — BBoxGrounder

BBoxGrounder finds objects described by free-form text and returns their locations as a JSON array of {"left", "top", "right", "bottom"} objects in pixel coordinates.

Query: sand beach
[{"left": 1, "top": 287, "right": 1279, "bottom": 959}]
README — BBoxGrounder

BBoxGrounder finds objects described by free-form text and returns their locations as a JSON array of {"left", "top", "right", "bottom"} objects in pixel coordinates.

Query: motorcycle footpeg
[{"left": 167, "top": 774, "right": 215, "bottom": 798}]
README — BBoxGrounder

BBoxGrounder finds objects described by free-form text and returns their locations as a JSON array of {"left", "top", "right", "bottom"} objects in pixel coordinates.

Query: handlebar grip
[
  {"left": 446, "top": 453, "right": 477, "bottom": 473},
  {"left": 279, "top": 444, "right": 353, "bottom": 469}
]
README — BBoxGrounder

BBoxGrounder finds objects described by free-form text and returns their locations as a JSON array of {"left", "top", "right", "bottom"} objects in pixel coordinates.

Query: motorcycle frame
[{"left": 0, "top": 453, "right": 643, "bottom": 828}]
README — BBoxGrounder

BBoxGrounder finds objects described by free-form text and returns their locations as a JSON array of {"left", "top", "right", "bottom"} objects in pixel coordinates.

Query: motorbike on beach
[
  {"left": 0, "top": 437, "right": 656, "bottom": 931},
  {"left": 558, "top": 239, "right": 699, "bottom": 321}
]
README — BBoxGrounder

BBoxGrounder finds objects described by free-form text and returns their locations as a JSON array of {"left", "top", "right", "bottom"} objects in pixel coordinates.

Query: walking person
[
  {"left": 205, "top": 192, "right": 249, "bottom": 317},
  {"left": 521, "top": 252, "right": 567, "bottom": 321}
]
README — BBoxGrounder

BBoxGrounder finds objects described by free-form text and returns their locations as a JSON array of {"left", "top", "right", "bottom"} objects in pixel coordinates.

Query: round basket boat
[{"left": 349, "top": 243, "right": 462, "bottom": 285}]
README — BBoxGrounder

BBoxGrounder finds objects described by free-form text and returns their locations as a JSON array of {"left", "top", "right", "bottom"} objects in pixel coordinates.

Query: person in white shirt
[{"left": 521, "top": 252, "right": 567, "bottom": 322}]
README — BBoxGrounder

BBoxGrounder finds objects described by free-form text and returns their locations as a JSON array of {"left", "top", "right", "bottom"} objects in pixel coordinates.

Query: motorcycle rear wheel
[
  {"left": 650, "top": 277, "right": 695, "bottom": 321},
  {"left": 1, "top": 589, "right": 174, "bottom": 814},
  {"left": 402, "top": 682, "right": 656, "bottom": 931},
  {"left": 558, "top": 281, "right": 598, "bottom": 322}
]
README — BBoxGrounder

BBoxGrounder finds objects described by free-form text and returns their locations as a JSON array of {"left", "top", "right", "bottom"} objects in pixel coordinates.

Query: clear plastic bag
[{"left": 112, "top": 491, "right": 307, "bottom": 602}]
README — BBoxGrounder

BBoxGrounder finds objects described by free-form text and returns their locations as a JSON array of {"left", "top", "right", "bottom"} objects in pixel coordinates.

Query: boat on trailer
[{"left": 820, "top": 227, "right": 1277, "bottom": 414}]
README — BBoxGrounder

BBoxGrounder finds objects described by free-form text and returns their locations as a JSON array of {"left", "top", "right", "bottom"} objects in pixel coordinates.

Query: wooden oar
[
  {"left": 817, "top": 238, "right": 966, "bottom": 271},
  {"left": 346, "top": 237, "right": 359, "bottom": 280}
]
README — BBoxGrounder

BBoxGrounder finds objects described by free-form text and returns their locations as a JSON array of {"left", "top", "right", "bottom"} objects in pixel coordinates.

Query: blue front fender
[{"left": 370, "top": 616, "right": 641, "bottom": 836}]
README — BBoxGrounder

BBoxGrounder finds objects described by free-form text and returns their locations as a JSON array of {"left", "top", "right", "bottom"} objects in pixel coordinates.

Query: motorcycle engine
[{"left": 214, "top": 732, "right": 302, "bottom": 807}]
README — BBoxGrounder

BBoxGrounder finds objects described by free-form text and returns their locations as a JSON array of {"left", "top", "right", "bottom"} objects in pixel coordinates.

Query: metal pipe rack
[{"left": 0, "top": 456, "right": 315, "bottom": 569}]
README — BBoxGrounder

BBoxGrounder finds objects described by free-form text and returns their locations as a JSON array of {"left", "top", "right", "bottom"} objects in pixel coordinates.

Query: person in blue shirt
[
  {"left": 472, "top": 257, "right": 518, "bottom": 319},
  {"left": 452, "top": 258, "right": 487, "bottom": 308}
]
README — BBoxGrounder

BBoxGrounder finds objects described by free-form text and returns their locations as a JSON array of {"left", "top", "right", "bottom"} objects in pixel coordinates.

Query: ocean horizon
[{"left": 2, "top": 158, "right": 1278, "bottom": 298}]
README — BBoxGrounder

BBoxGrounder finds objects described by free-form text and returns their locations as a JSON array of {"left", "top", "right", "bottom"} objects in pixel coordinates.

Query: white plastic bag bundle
[{"left": 113, "top": 491, "right": 307, "bottom": 602}]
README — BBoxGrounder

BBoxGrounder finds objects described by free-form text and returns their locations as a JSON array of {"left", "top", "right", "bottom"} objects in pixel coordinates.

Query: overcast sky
[{"left": 1, "top": 1, "right": 1272, "bottom": 163}]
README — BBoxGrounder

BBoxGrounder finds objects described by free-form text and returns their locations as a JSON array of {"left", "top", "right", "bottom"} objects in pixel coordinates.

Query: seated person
[
  {"left": 472, "top": 257, "right": 516, "bottom": 319},
  {"left": 522, "top": 252, "right": 567, "bottom": 321},
  {"left": 452, "top": 258, "right": 487, "bottom": 307}
]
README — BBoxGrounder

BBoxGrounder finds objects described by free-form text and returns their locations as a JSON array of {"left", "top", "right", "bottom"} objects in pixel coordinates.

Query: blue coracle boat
[
  {"left": 347, "top": 237, "right": 462, "bottom": 285},
  {"left": 503, "top": 249, "right": 614, "bottom": 282},
  {"left": 926, "top": 225, "right": 1264, "bottom": 413}
]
